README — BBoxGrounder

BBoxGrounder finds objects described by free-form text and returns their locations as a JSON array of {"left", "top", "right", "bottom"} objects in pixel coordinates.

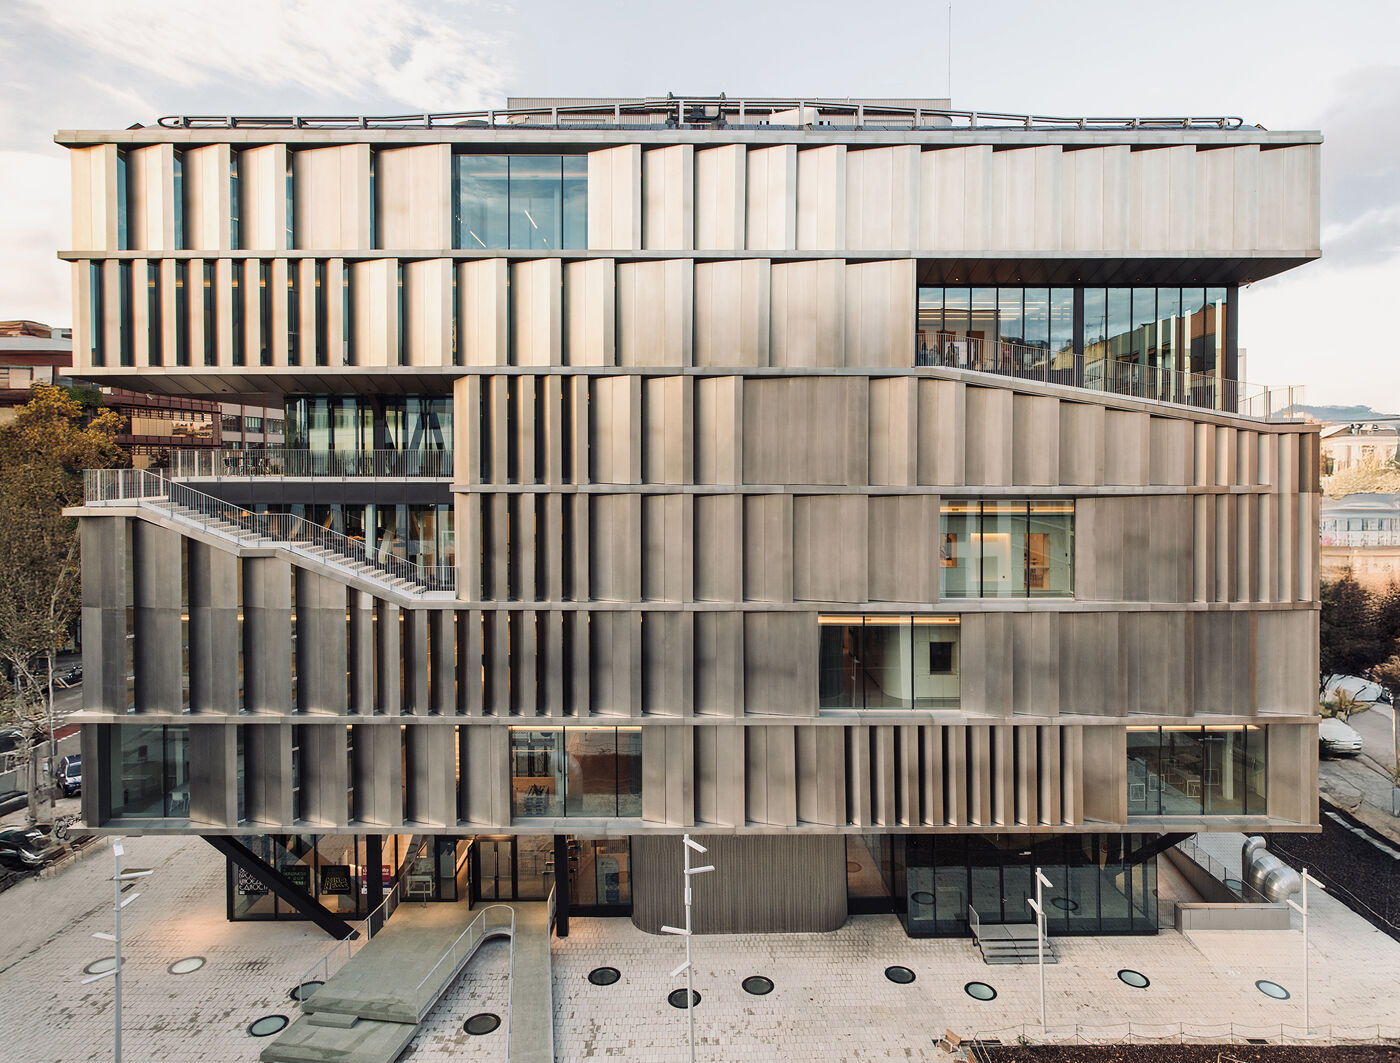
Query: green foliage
[
  {"left": 1319, "top": 572, "right": 1385, "bottom": 693},
  {"left": 0, "top": 382, "right": 124, "bottom": 708},
  {"left": 1319, "top": 689, "right": 1367, "bottom": 722}
]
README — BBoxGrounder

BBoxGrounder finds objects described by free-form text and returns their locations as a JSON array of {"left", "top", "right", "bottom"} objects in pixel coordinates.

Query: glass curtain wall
[
  {"left": 453, "top": 154, "right": 587, "bottom": 250},
  {"left": 896, "top": 833, "right": 1160, "bottom": 937},
  {"left": 1127, "top": 725, "right": 1267, "bottom": 816},
  {"left": 107, "top": 724, "right": 190, "bottom": 819},
  {"left": 818, "top": 615, "right": 961, "bottom": 711},
  {"left": 940, "top": 500, "right": 1074, "bottom": 599},
  {"left": 508, "top": 726, "right": 643, "bottom": 818},
  {"left": 1082, "top": 287, "right": 1229, "bottom": 404},
  {"left": 917, "top": 287, "right": 1074, "bottom": 377}
]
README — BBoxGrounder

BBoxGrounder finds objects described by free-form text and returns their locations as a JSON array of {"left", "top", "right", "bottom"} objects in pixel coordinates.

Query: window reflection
[
  {"left": 509, "top": 726, "right": 642, "bottom": 817},
  {"left": 108, "top": 724, "right": 190, "bottom": 819},
  {"left": 917, "top": 286, "right": 1073, "bottom": 376},
  {"left": 818, "top": 615, "right": 960, "bottom": 711},
  {"left": 940, "top": 500, "right": 1074, "bottom": 599},
  {"left": 454, "top": 154, "right": 587, "bottom": 250},
  {"left": 1127, "top": 725, "right": 1268, "bottom": 816}
]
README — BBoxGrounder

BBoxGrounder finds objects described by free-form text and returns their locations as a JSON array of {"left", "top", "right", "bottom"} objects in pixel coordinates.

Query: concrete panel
[
  {"left": 770, "top": 260, "right": 845, "bottom": 368},
  {"left": 745, "top": 145, "right": 797, "bottom": 251},
  {"left": 588, "top": 144, "right": 642, "bottom": 250},
  {"left": 510, "top": 258, "right": 563, "bottom": 367},
  {"left": 457, "top": 258, "right": 509, "bottom": 366},
  {"left": 845, "top": 145, "right": 919, "bottom": 251},
  {"left": 563, "top": 258, "right": 615, "bottom": 366},
  {"left": 694, "top": 259, "right": 770, "bottom": 368},
  {"left": 376, "top": 144, "right": 451, "bottom": 249},
  {"left": 642, "top": 144, "right": 694, "bottom": 250},
  {"left": 617, "top": 259, "right": 693, "bottom": 367},
  {"left": 694, "top": 144, "right": 746, "bottom": 250}
]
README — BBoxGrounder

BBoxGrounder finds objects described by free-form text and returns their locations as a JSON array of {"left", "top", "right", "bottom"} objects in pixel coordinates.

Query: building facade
[
  {"left": 64, "top": 97, "right": 1321, "bottom": 938},
  {"left": 1321, "top": 492, "right": 1400, "bottom": 590}
]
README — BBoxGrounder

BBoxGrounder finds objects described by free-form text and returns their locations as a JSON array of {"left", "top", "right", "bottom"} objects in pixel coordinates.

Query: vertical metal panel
[
  {"left": 745, "top": 145, "right": 797, "bottom": 251},
  {"left": 844, "top": 259, "right": 915, "bottom": 368},
  {"left": 694, "top": 144, "right": 746, "bottom": 250},
  {"left": 587, "top": 144, "right": 642, "bottom": 250},
  {"left": 293, "top": 144, "right": 371, "bottom": 250},
  {"left": 510, "top": 258, "right": 562, "bottom": 367},
  {"left": 796, "top": 145, "right": 846, "bottom": 250},
  {"left": 642, "top": 144, "right": 694, "bottom": 250},
  {"left": 616, "top": 259, "right": 693, "bottom": 367},
  {"left": 376, "top": 144, "right": 451, "bottom": 249},
  {"left": 457, "top": 258, "right": 509, "bottom": 365},
  {"left": 693, "top": 259, "right": 770, "bottom": 367},
  {"left": 693, "top": 609, "right": 744, "bottom": 717},
  {"left": 563, "top": 258, "right": 615, "bottom": 366},
  {"left": 770, "top": 259, "right": 844, "bottom": 367},
  {"left": 846, "top": 145, "right": 919, "bottom": 251}
]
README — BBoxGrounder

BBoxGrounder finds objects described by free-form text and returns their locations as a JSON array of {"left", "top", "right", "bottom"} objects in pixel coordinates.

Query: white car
[
  {"left": 1318, "top": 717, "right": 1365, "bottom": 757},
  {"left": 1322, "top": 675, "right": 1390, "bottom": 704}
]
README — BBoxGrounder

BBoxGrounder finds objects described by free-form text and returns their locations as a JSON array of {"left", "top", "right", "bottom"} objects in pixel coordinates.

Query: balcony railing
[
  {"left": 1322, "top": 531, "right": 1400, "bottom": 548},
  {"left": 84, "top": 469, "right": 455, "bottom": 593},
  {"left": 166, "top": 448, "right": 452, "bottom": 480},
  {"left": 916, "top": 338, "right": 1304, "bottom": 421}
]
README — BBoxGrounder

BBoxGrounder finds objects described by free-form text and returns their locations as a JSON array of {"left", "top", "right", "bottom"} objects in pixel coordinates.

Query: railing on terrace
[
  {"left": 1322, "top": 531, "right": 1400, "bottom": 548},
  {"left": 84, "top": 469, "right": 455, "bottom": 593},
  {"left": 917, "top": 337, "right": 1304, "bottom": 421},
  {"left": 167, "top": 447, "right": 451, "bottom": 480},
  {"left": 411, "top": 905, "right": 515, "bottom": 1019},
  {"left": 157, "top": 97, "right": 1248, "bottom": 131},
  {"left": 292, "top": 877, "right": 406, "bottom": 1004}
]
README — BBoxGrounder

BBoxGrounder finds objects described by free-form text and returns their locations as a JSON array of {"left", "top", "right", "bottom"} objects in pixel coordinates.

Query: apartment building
[{"left": 64, "top": 96, "right": 1321, "bottom": 938}]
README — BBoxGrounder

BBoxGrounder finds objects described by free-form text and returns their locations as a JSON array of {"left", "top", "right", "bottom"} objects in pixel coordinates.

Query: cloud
[
  {"left": 0, "top": 150, "right": 71, "bottom": 326},
  {"left": 14, "top": 0, "right": 513, "bottom": 116}
]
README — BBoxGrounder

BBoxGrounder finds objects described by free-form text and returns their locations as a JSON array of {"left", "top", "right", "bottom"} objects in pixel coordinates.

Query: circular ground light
[
  {"left": 289, "top": 980, "right": 323, "bottom": 1001},
  {"left": 463, "top": 1012, "right": 501, "bottom": 1035},
  {"left": 741, "top": 975, "right": 774, "bottom": 996},
  {"left": 1225, "top": 878, "right": 1245, "bottom": 892},
  {"left": 668, "top": 988, "right": 701, "bottom": 1008},
  {"left": 248, "top": 1015, "right": 289, "bottom": 1037},
  {"left": 846, "top": 861, "right": 861, "bottom": 873},
  {"left": 964, "top": 981, "right": 998, "bottom": 1001},
  {"left": 1050, "top": 896, "right": 1078, "bottom": 912},
  {"left": 910, "top": 891, "right": 936, "bottom": 906},
  {"left": 168, "top": 957, "right": 206, "bottom": 975},
  {"left": 1256, "top": 980, "right": 1291, "bottom": 1000},
  {"left": 588, "top": 966, "right": 621, "bottom": 986},
  {"left": 884, "top": 965, "right": 916, "bottom": 984},
  {"left": 1117, "top": 969, "right": 1150, "bottom": 989},
  {"left": 83, "top": 957, "right": 122, "bottom": 976}
]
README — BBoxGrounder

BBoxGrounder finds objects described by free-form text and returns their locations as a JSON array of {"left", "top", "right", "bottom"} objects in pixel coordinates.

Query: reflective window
[
  {"left": 88, "top": 262, "right": 105, "bottom": 366},
  {"left": 453, "top": 154, "right": 587, "bottom": 250},
  {"left": 1082, "top": 286, "right": 1229, "bottom": 404},
  {"left": 116, "top": 149, "right": 128, "bottom": 250},
  {"left": 509, "top": 726, "right": 642, "bottom": 818},
  {"left": 918, "top": 286, "right": 1074, "bottom": 373},
  {"left": 940, "top": 500, "right": 1074, "bottom": 599},
  {"left": 818, "top": 615, "right": 960, "bottom": 711},
  {"left": 108, "top": 724, "right": 190, "bottom": 819},
  {"left": 1127, "top": 725, "right": 1267, "bottom": 816}
]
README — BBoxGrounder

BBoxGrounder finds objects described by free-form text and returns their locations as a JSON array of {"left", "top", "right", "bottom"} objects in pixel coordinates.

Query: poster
[
  {"left": 236, "top": 866, "right": 267, "bottom": 896},
  {"left": 320, "top": 864, "right": 352, "bottom": 896},
  {"left": 283, "top": 864, "right": 312, "bottom": 893}
]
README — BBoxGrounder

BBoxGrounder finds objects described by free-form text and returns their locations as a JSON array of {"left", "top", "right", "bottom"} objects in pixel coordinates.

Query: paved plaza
[{"left": 0, "top": 832, "right": 1398, "bottom": 1062}]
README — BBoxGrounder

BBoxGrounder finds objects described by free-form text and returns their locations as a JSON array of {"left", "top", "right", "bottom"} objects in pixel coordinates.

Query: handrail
[
  {"left": 156, "top": 98, "right": 1250, "bottom": 131},
  {"left": 915, "top": 336, "right": 1304, "bottom": 421},
  {"left": 167, "top": 447, "right": 451, "bottom": 480},
  {"left": 291, "top": 877, "right": 405, "bottom": 1006},
  {"left": 411, "top": 903, "right": 515, "bottom": 1000},
  {"left": 83, "top": 468, "right": 455, "bottom": 592}
]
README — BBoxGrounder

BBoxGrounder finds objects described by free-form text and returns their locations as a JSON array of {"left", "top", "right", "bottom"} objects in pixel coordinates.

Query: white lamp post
[
  {"left": 661, "top": 834, "right": 714, "bottom": 1063},
  {"left": 1284, "top": 868, "right": 1323, "bottom": 1034},
  {"left": 1025, "top": 867, "right": 1053, "bottom": 1034},
  {"left": 81, "top": 838, "right": 152, "bottom": 1063}
]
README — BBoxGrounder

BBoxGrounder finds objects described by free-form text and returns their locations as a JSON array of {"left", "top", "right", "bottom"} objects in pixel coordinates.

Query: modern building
[
  {"left": 64, "top": 96, "right": 1321, "bottom": 940},
  {"left": 1320, "top": 492, "right": 1400, "bottom": 590}
]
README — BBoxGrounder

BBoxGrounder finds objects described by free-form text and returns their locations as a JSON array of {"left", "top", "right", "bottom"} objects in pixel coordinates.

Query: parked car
[
  {"left": 1319, "top": 717, "right": 1365, "bottom": 757},
  {"left": 57, "top": 665, "right": 82, "bottom": 686},
  {"left": 1323, "top": 674, "right": 1390, "bottom": 704},
  {"left": 57, "top": 754, "right": 81, "bottom": 797},
  {"left": 0, "top": 729, "right": 23, "bottom": 755},
  {"left": 0, "top": 827, "right": 45, "bottom": 869}
]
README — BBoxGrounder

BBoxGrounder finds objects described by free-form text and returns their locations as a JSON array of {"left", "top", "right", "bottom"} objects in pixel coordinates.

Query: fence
[
  {"left": 84, "top": 469, "right": 455, "bottom": 593},
  {"left": 915, "top": 337, "right": 1303, "bottom": 421},
  {"left": 291, "top": 878, "right": 405, "bottom": 1003},
  {"left": 167, "top": 448, "right": 451, "bottom": 480},
  {"left": 965, "top": 1022, "right": 1400, "bottom": 1047}
]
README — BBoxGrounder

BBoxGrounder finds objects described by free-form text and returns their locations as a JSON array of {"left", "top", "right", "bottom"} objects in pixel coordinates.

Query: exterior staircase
[
  {"left": 82, "top": 469, "right": 454, "bottom": 600},
  {"left": 969, "top": 906, "right": 1059, "bottom": 965}
]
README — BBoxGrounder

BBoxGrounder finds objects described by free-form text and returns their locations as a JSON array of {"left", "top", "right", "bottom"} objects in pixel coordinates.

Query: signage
[
  {"left": 320, "top": 864, "right": 352, "bottom": 896},
  {"left": 598, "top": 855, "right": 620, "bottom": 905},
  {"left": 236, "top": 866, "right": 267, "bottom": 896},
  {"left": 283, "top": 864, "right": 312, "bottom": 894}
]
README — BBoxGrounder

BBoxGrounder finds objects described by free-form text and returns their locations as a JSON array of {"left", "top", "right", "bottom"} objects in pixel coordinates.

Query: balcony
[
  {"left": 915, "top": 337, "right": 1303, "bottom": 422},
  {"left": 166, "top": 447, "right": 451, "bottom": 480}
]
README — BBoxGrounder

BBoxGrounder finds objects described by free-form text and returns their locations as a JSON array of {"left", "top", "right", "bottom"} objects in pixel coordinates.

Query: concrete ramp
[{"left": 260, "top": 900, "right": 552, "bottom": 1063}]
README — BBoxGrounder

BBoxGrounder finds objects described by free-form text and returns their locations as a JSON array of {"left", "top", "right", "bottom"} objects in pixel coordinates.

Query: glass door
[{"left": 475, "top": 837, "right": 514, "bottom": 901}]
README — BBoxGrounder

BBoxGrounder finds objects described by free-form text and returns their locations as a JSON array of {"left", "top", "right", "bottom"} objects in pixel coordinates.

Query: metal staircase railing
[{"left": 83, "top": 469, "right": 455, "bottom": 593}]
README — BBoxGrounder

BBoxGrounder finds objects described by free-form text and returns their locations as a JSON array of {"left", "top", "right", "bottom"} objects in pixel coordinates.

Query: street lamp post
[
  {"left": 81, "top": 838, "right": 152, "bottom": 1063},
  {"left": 661, "top": 834, "right": 714, "bottom": 1063},
  {"left": 1285, "top": 868, "right": 1323, "bottom": 1034},
  {"left": 1025, "top": 867, "right": 1053, "bottom": 1034}
]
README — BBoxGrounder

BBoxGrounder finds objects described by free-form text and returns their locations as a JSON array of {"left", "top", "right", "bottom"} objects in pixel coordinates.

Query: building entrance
[{"left": 470, "top": 835, "right": 556, "bottom": 902}]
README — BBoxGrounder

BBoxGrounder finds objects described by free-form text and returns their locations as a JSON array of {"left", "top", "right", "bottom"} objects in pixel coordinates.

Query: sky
[{"left": 1, "top": 0, "right": 1397, "bottom": 411}]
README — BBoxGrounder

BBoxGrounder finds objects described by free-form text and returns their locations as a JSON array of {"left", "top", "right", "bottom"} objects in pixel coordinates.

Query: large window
[
  {"left": 1082, "top": 286, "right": 1229, "bottom": 403},
  {"left": 918, "top": 287, "right": 1074, "bottom": 373},
  {"left": 107, "top": 724, "right": 189, "bottom": 819},
  {"left": 453, "top": 154, "right": 587, "bottom": 250},
  {"left": 941, "top": 500, "right": 1074, "bottom": 599},
  {"left": 819, "top": 615, "right": 960, "bottom": 711},
  {"left": 509, "top": 726, "right": 642, "bottom": 818},
  {"left": 1127, "top": 725, "right": 1267, "bottom": 817}
]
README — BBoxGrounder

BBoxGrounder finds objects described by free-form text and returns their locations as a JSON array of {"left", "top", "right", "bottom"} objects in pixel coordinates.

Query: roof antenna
[{"left": 947, "top": 2, "right": 953, "bottom": 103}]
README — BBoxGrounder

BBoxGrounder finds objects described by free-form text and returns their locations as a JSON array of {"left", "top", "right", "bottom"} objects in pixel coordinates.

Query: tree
[
  {"left": 1320, "top": 688, "right": 1367, "bottom": 722},
  {"left": 0, "top": 383, "right": 123, "bottom": 820},
  {"left": 1319, "top": 572, "right": 1384, "bottom": 694},
  {"left": 1324, "top": 455, "right": 1400, "bottom": 498}
]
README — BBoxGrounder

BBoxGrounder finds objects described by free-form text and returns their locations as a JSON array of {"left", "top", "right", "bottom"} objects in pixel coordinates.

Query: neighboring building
[
  {"left": 0, "top": 321, "right": 282, "bottom": 467},
  {"left": 1321, "top": 493, "right": 1400, "bottom": 590},
  {"left": 1320, "top": 421, "right": 1399, "bottom": 478},
  {"left": 64, "top": 97, "right": 1320, "bottom": 939}
]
